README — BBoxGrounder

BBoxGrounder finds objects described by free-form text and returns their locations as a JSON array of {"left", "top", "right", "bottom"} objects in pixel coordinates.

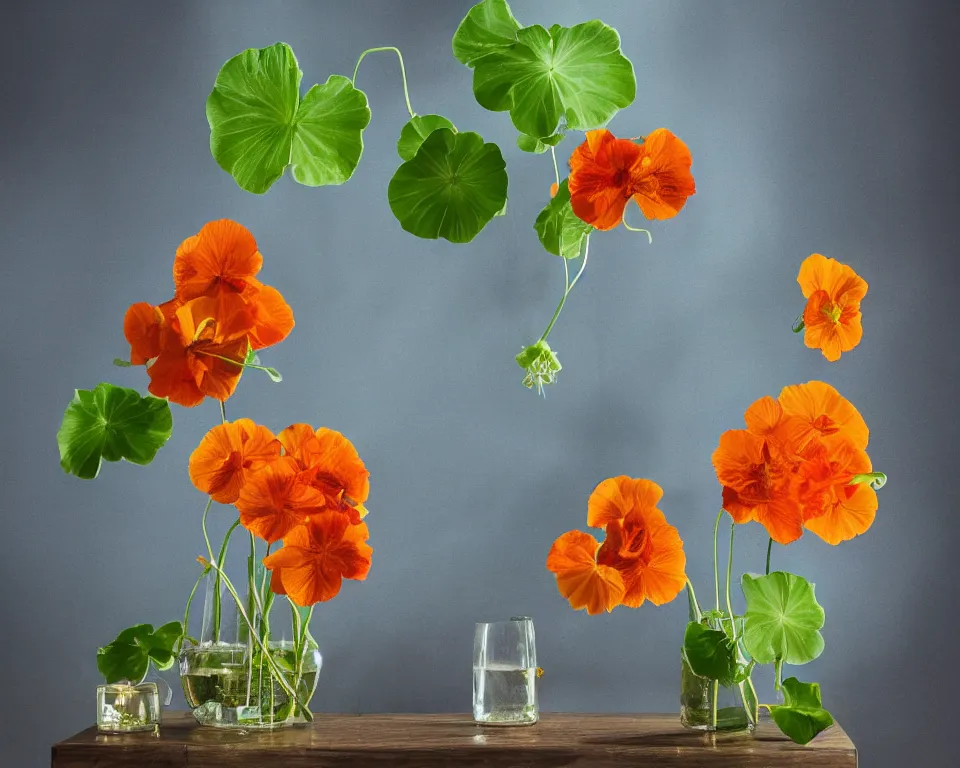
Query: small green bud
[{"left": 516, "top": 340, "right": 562, "bottom": 396}]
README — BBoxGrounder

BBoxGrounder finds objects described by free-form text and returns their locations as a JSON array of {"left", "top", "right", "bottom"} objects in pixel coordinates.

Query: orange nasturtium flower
[
  {"left": 124, "top": 295, "right": 252, "bottom": 407},
  {"left": 797, "top": 253, "right": 868, "bottom": 362},
  {"left": 778, "top": 380, "right": 869, "bottom": 452},
  {"left": 567, "top": 128, "right": 696, "bottom": 231},
  {"left": 235, "top": 457, "right": 326, "bottom": 543},
  {"left": 173, "top": 219, "right": 294, "bottom": 350},
  {"left": 713, "top": 381, "right": 878, "bottom": 545},
  {"left": 278, "top": 424, "right": 371, "bottom": 523},
  {"left": 188, "top": 419, "right": 281, "bottom": 503},
  {"left": 263, "top": 511, "right": 373, "bottom": 607},
  {"left": 547, "top": 477, "right": 686, "bottom": 614}
]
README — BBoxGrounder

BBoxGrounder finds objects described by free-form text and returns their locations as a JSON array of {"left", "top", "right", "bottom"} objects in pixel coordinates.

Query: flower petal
[
  {"left": 248, "top": 284, "right": 295, "bottom": 350},
  {"left": 173, "top": 219, "right": 263, "bottom": 302},
  {"left": 778, "top": 381, "right": 869, "bottom": 451},
  {"left": 546, "top": 530, "right": 624, "bottom": 614}
]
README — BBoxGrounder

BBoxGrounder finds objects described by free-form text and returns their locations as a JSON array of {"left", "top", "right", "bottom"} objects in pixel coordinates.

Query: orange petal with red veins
[
  {"left": 804, "top": 483, "right": 877, "bottom": 545},
  {"left": 630, "top": 128, "right": 695, "bottom": 221},
  {"left": 778, "top": 381, "right": 869, "bottom": 451},
  {"left": 146, "top": 345, "right": 204, "bottom": 407},
  {"left": 311, "top": 428, "right": 370, "bottom": 506},
  {"left": 237, "top": 458, "right": 326, "bottom": 543},
  {"left": 173, "top": 219, "right": 263, "bottom": 302},
  {"left": 568, "top": 129, "right": 643, "bottom": 231},
  {"left": 263, "top": 513, "right": 372, "bottom": 606},
  {"left": 189, "top": 419, "right": 280, "bottom": 503},
  {"left": 546, "top": 530, "right": 625, "bottom": 615},
  {"left": 620, "top": 522, "right": 687, "bottom": 608}
]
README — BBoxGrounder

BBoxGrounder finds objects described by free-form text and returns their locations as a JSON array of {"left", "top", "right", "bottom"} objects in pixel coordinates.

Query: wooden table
[{"left": 52, "top": 712, "right": 857, "bottom": 767}]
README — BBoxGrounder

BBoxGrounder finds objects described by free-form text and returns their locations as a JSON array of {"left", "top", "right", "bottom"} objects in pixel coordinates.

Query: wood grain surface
[{"left": 52, "top": 712, "right": 857, "bottom": 767}]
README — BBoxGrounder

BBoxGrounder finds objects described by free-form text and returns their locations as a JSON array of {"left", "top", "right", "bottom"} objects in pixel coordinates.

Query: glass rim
[{"left": 475, "top": 616, "right": 534, "bottom": 627}]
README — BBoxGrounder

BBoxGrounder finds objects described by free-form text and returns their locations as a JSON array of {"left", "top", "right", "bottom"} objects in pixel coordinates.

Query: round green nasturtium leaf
[
  {"left": 683, "top": 622, "right": 737, "bottom": 685},
  {"left": 471, "top": 22, "right": 636, "bottom": 138},
  {"left": 516, "top": 132, "right": 565, "bottom": 154},
  {"left": 397, "top": 114, "right": 456, "bottom": 161},
  {"left": 290, "top": 75, "right": 372, "bottom": 187},
  {"left": 741, "top": 572, "right": 825, "bottom": 666},
  {"left": 207, "top": 42, "right": 370, "bottom": 194},
  {"left": 770, "top": 677, "right": 835, "bottom": 745},
  {"left": 452, "top": 0, "right": 521, "bottom": 66},
  {"left": 388, "top": 128, "right": 508, "bottom": 243},
  {"left": 57, "top": 383, "right": 173, "bottom": 480},
  {"left": 534, "top": 178, "right": 593, "bottom": 258},
  {"left": 97, "top": 622, "right": 184, "bottom": 684}
]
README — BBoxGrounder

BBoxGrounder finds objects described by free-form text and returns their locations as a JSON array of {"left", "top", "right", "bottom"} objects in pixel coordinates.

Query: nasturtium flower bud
[{"left": 516, "top": 340, "right": 562, "bottom": 395}]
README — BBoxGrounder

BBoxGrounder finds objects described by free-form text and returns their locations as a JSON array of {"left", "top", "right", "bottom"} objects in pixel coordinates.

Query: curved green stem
[
  {"left": 712, "top": 509, "right": 724, "bottom": 612},
  {"left": 550, "top": 145, "right": 560, "bottom": 187},
  {"left": 212, "top": 519, "right": 242, "bottom": 642},
  {"left": 219, "top": 400, "right": 226, "bottom": 424},
  {"left": 201, "top": 498, "right": 215, "bottom": 562},
  {"left": 765, "top": 537, "right": 773, "bottom": 576},
  {"left": 745, "top": 676, "right": 760, "bottom": 724},
  {"left": 352, "top": 46, "right": 415, "bottom": 118},
  {"left": 540, "top": 235, "right": 590, "bottom": 342},
  {"left": 203, "top": 559, "right": 313, "bottom": 721},
  {"left": 178, "top": 569, "right": 206, "bottom": 653},
  {"left": 685, "top": 578, "right": 702, "bottom": 623},
  {"left": 725, "top": 522, "right": 737, "bottom": 642},
  {"left": 622, "top": 219, "right": 653, "bottom": 244},
  {"left": 775, "top": 659, "right": 784, "bottom": 691},
  {"left": 194, "top": 350, "right": 280, "bottom": 380}
]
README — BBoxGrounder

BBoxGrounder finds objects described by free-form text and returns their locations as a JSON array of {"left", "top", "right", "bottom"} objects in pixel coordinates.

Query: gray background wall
[{"left": 2, "top": 1, "right": 957, "bottom": 765}]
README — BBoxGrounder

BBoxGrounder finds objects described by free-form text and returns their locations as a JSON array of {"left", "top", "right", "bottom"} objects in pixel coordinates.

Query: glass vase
[
  {"left": 679, "top": 650, "right": 755, "bottom": 733},
  {"left": 473, "top": 617, "right": 538, "bottom": 726},
  {"left": 96, "top": 682, "right": 161, "bottom": 733},
  {"left": 178, "top": 572, "right": 321, "bottom": 730}
]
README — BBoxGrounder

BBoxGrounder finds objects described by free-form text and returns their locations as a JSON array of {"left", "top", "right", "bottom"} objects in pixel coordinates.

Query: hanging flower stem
[
  {"left": 765, "top": 537, "right": 774, "bottom": 576},
  {"left": 352, "top": 46, "right": 416, "bottom": 119},
  {"left": 540, "top": 235, "right": 589, "bottom": 342}
]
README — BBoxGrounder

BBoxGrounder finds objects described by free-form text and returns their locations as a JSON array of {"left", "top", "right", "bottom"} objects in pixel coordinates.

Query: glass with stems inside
[
  {"left": 97, "top": 681, "right": 161, "bottom": 733},
  {"left": 473, "top": 617, "right": 539, "bottom": 726},
  {"left": 177, "top": 502, "right": 321, "bottom": 729},
  {"left": 680, "top": 511, "right": 759, "bottom": 733}
]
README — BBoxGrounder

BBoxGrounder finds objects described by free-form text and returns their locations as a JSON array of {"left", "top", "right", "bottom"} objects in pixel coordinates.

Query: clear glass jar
[
  {"left": 178, "top": 573, "right": 322, "bottom": 729},
  {"left": 97, "top": 682, "right": 161, "bottom": 733},
  {"left": 679, "top": 650, "right": 755, "bottom": 733},
  {"left": 473, "top": 617, "right": 538, "bottom": 726}
]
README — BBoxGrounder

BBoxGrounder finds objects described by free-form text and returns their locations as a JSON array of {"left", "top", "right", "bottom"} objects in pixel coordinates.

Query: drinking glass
[{"left": 473, "top": 617, "right": 538, "bottom": 726}]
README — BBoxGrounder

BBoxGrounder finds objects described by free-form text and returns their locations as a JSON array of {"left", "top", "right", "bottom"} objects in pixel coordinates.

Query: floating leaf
[
  {"left": 534, "top": 179, "right": 593, "bottom": 258},
  {"left": 741, "top": 572, "right": 825, "bottom": 666},
  {"left": 97, "top": 622, "right": 184, "bottom": 684},
  {"left": 57, "top": 383, "right": 173, "bottom": 480},
  {"left": 471, "top": 22, "right": 636, "bottom": 138},
  {"left": 770, "top": 677, "right": 835, "bottom": 745},
  {"left": 397, "top": 114, "right": 456, "bottom": 161},
  {"left": 516, "top": 132, "right": 565, "bottom": 154},
  {"left": 207, "top": 42, "right": 370, "bottom": 194},
  {"left": 388, "top": 128, "right": 507, "bottom": 243},
  {"left": 452, "top": 0, "right": 521, "bottom": 66},
  {"left": 290, "top": 75, "right": 371, "bottom": 187},
  {"left": 683, "top": 622, "right": 737, "bottom": 685}
]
